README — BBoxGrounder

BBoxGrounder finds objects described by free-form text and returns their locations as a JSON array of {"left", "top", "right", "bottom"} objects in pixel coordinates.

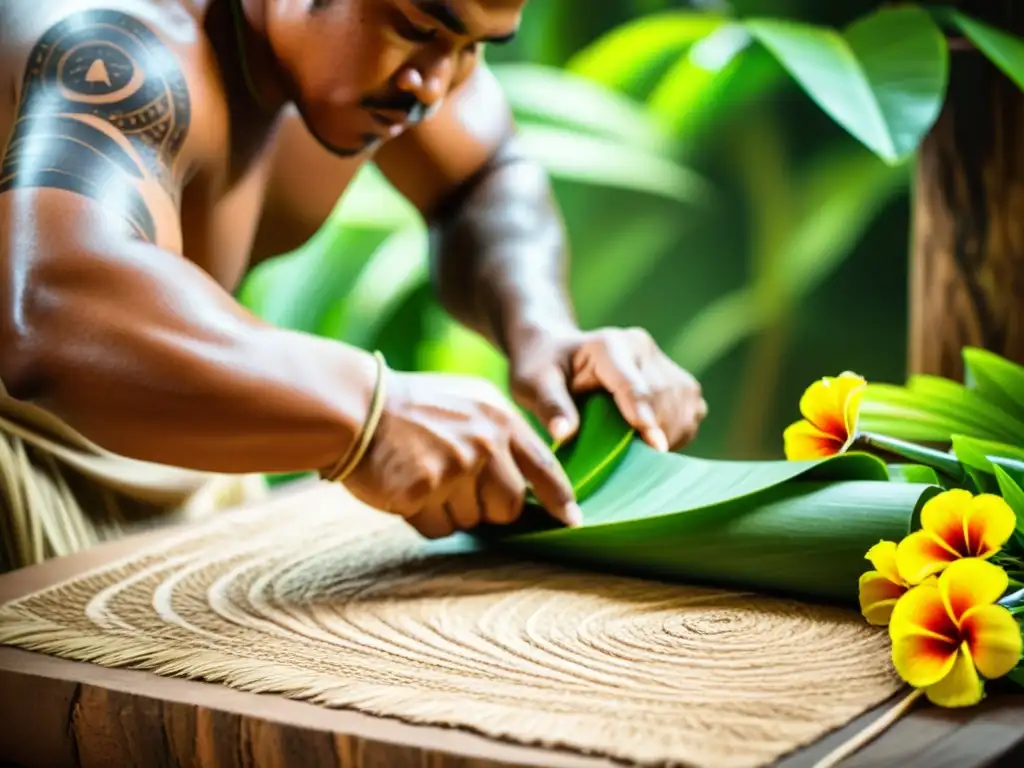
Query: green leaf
[
  {"left": 646, "top": 25, "right": 784, "bottom": 144},
  {"left": 566, "top": 11, "right": 727, "bottom": 98},
  {"left": 993, "top": 465, "right": 1024, "bottom": 553},
  {"left": 887, "top": 464, "right": 942, "bottom": 485},
  {"left": 552, "top": 394, "right": 636, "bottom": 501},
  {"left": 433, "top": 392, "right": 939, "bottom": 605},
  {"left": 951, "top": 435, "right": 1024, "bottom": 486},
  {"left": 945, "top": 10, "right": 1024, "bottom": 92},
  {"left": 493, "top": 443, "right": 935, "bottom": 603},
  {"left": 745, "top": 6, "right": 948, "bottom": 163},
  {"left": 905, "top": 374, "right": 1024, "bottom": 444},
  {"left": 962, "top": 347, "right": 1024, "bottom": 425},
  {"left": 492, "top": 63, "right": 673, "bottom": 151},
  {"left": 515, "top": 123, "right": 710, "bottom": 203},
  {"left": 859, "top": 382, "right": 1006, "bottom": 444}
]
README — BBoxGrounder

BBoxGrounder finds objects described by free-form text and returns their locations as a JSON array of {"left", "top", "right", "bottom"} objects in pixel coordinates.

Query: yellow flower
[
  {"left": 859, "top": 540, "right": 910, "bottom": 626},
  {"left": 896, "top": 490, "right": 1016, "bottom": 585},
  {"left": 783, "top": 371, "right": 866, "bottom": 460},
  {"left": 889, "top": 558, "right": 1022, "bottom": 707}
]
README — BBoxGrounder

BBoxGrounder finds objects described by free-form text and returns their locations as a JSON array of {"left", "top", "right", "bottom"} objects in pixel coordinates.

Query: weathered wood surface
[
  {"left": 909, "top": 0, "right": 1024, "bottom": 380},
  {"left": 2, "top": 497, "right": 1024, "bottom": 767}
]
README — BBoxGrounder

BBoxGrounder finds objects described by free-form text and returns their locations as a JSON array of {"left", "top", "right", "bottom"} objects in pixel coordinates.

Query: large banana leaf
[{"left": 458, "top": 394, "right": 939, "bottom": 606}]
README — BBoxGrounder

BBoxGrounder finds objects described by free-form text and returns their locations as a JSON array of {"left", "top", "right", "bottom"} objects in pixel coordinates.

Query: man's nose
[{"left": 395, "top": 54, "right": 454, "bottom": 114}]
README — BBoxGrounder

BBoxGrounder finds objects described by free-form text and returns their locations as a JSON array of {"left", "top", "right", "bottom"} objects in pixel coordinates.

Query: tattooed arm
[{"left": 0, "top": 10, "right": 378, "bottom": 475}]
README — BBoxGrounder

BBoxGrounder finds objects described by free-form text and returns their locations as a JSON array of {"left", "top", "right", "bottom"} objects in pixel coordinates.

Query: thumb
[{"left": 513, "top": 366, "right": 580, "bottom": 446}]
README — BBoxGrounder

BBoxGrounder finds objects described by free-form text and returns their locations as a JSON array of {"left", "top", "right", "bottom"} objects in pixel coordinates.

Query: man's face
[{"left": 266, "top": 0, "right": 524, "bottom": 157}]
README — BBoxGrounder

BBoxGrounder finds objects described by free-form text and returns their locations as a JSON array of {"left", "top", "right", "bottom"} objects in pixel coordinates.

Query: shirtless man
[{"left": 0, "top": 0, "right": 707, "bottom": 552}]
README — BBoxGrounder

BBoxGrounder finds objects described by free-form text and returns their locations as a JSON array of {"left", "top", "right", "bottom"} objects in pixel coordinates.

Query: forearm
[
  {"left": 429, "top": 136, "right": 579, "bottom": 355},
  {"left": 3, "top": 239, "right": 377, "bottom": 475}
]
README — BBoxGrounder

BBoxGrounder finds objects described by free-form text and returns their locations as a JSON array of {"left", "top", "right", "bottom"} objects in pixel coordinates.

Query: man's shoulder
[{"left": 2, "top": 1, "right": 229, "bottom": 180}]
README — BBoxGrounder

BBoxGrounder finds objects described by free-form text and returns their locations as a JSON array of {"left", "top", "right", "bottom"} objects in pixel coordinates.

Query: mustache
[{"left": 360, "top": 93, "right": 429, "bottom": 123}]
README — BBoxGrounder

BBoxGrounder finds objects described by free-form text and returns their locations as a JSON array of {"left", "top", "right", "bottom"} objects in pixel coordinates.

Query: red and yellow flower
[
  {"left": 896, "top": 489, "right": 1016, "bottom": 586},
  {"left": 859, "top": 540, "right": 910, "bottom": 626},
  {"left": 783, "top": 371, "right": 866, "bottom": 460},
  {"left": 889, "top": 557, "right": 1022, "bottom": 707}
]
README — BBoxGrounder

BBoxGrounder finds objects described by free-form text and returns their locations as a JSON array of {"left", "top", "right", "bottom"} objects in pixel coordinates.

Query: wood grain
[{"left": 909, "top": 0, "right": 1024, "bottom": 379}]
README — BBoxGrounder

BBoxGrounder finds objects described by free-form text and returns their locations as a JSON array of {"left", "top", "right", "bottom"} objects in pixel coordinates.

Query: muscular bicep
[
  {"left": 373, "top": 62, "right": 515, "bottom": 219},
  {"left": 0, "top": 9, "right": 195, "bottom": 249}
]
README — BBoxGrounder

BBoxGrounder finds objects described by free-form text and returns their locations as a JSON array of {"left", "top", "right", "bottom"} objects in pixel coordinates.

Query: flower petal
[
  {"left": 920, "top": 489, "right": 974, "bottom": 555},
  {"left": 890, "top": 581, "right": 958, "bottom": 643},
  {"left": 939, "top": 557, "right": 1009, "bottom": 625},
  {"left": 964, "top": 494, "right": 1017, "bottom": 558},
  {"left": 961, "top": 604, "right": 1023, "bottom": 680},
  {"left": 798, "top": 372, "right": 864, "bottom": 443},
  {"left": 891, "top": 632, "right": 958, "bottom": 688},
  {"left": 865, "top": 540, "right": 903, "bottom": 586},
  {"left": 783, "top": 419, "right": 844, "bottom": 460},
  {"left": 842, "top": 377, "right": 867, "bottom": 442},
  {"left": 859, "top": 571, "right": 907, "bottom": 626},
  {"left": 896, "top": 531, "right": 959, "bottom": 585},
  {"left": 924, "top": 644, "right": 985, "bottom": 708}
]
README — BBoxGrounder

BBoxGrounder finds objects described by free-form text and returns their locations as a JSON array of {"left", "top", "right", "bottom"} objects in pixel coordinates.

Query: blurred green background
[{"left": 239, "top": 0, "right": 915, "bottom": 462}]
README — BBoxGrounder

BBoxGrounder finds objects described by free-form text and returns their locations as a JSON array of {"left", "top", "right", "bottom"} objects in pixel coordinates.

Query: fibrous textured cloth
[{"left": 0, "top": 484, "right": 903, "bottom": 767}]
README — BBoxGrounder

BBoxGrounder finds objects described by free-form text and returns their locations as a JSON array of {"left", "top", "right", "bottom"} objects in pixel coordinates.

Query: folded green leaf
[
  {"left": 467, "top": 394, "right": 936, "bottom": 606},
  {"left": 887, "top": 464, "right": 942, "bottom": 486},
  {"left": 745, "top": 6, "right": 948, "bottom": 164}
]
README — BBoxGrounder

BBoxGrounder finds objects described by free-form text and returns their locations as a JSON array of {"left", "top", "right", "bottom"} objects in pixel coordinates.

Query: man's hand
[
  {"left": 343, "top": 370, "right": 582, "bottom": 539},
  {"left": 508, "top": 328, "right": 708, "bottom": 452}
]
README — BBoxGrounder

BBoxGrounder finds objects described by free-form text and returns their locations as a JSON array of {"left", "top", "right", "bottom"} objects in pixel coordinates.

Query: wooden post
[{"left": 909, "top": 0, "right": 1024, "bottom": 380}]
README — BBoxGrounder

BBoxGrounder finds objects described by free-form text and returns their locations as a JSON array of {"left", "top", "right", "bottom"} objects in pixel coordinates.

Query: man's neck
[{"left": 229, "top": 0, "right": 289, "bottom": 113}]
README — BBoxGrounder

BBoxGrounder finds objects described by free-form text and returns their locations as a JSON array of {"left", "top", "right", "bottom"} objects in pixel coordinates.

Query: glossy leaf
[
  {"left": 462, "top": 395, "right": 940, "bottom": 605},
  {"left": 946, "top": 10, "right": 1024, "bottom": 92},
  {"left": 646, "top": 26, "right": 787, "bottom": 148},
  {"left": 566, "top": 11, "right": 726, "bottom": 98},
  {"left": 745, "top": 6, "right": 948, "bottom": 163},
  {"left": 993, "top": 465, "right": 1024, "bottom": 553},
  {"left": 962, "top": 347, "right": 1024, "bottom": 425},
  {"left": 905, "top": 374, "right": 1024, "bottom": 444},
  {"left": 859, "top": 382, "right": 1005, "bottom": 444}
]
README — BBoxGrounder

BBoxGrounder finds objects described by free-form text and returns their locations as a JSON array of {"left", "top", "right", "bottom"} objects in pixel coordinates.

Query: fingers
[
  {"left": 510, "top": 422, "right": 582, "bottom": 527},
  {"left": 478, "top": 449, "right": 526, "bottom": 526},
  {"left": 406, "top": 504, "right": 456, "bottom": 539},
  {"left": 444, "top": 479, "right": 483, "bottom": 531},
  {"left": 599, "top": 337, "right": 669, "bottom": 453},
  {"left": 512, "top": 366, "right": 580, "bottom": 446}
]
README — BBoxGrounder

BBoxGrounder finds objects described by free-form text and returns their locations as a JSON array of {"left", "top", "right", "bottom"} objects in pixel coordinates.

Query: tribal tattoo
[{"left": 0, "top": 10, "right": 192, "bottom": 243}]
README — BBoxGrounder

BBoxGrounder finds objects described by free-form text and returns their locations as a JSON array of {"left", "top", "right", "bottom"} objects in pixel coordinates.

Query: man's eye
[{"left": 395, "top": 15, "right": 437, "bottom": 43}]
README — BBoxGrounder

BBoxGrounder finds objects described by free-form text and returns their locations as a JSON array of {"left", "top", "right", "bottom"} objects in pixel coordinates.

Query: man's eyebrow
[{"left": 412, "top": 0, "right": 518, "bottom": 44}]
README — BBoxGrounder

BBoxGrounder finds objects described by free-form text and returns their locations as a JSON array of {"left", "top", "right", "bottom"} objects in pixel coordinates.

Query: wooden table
[{"left": 3, "top": 502, "right": 1024, "bottom": 768}]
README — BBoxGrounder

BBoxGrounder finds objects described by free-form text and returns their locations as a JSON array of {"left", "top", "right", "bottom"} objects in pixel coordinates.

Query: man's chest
[{"left": 180, "top": 108, "right": 366, "bottom": 292}]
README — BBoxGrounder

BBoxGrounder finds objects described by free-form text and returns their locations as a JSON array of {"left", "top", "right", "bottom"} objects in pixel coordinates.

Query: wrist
[{"left": 294, "top": 335, "right": 381, "bottom": 476}]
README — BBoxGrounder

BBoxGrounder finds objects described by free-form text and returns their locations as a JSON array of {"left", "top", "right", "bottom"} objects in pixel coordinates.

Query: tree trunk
[{"left": 909, "top": 0, "right": 1024, "bottom": 380}]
